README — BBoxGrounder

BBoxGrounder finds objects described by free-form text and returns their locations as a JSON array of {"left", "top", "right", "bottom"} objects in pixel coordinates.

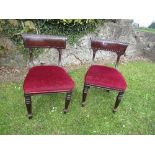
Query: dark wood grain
[
  {"left": 64, "top": 91, "right": 72, "bottom": 113},
  {"left": 22, "top": 34, "right": 67, "bottom": 49},
  {"left": 24, "top": 94, "right": 32, "bottom": 119},
  {"left": 91, "top": 38, "right": 129, "bottom": 69}
]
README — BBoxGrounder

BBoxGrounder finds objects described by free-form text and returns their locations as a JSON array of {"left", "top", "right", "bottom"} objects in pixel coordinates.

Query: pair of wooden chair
[{"left": 22, "top": 34, "right": 128, "bottom": 119}]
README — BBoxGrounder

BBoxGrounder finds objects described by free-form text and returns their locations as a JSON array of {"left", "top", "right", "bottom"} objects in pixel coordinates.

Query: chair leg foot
[
  {"left": 113, "top": 91, "right": 124, "bottom": 113},
  {"left": 28, "top": 114, "right": 33, "bottom": 119},
  {"left": 112, "top": 108, "right": 118, "bottom": 113},
  {"left": 81, "top": 84, "right": 90, "bottom": 107},
  {"left": 64, "top": 92, "right": 72, "bottom": 114},
  {"left": 81, "top": 103, "right": 85, "bottom": 107},
  {"left": 24, "top": 94, "right": 32, "bottom": 119}
]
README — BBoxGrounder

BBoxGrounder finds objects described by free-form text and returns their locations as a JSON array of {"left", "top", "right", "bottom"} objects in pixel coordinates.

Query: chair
[
  {"left": 81, "top": 38, "right": 129, "bottom": 112},
  {"left": 22, "top": 34, "right": 74, "bottom": 119}
]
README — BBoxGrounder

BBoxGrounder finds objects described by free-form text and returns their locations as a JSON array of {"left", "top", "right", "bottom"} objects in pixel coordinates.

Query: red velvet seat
[
  {"left": 82, "top": 39, "right": 129, "bottom": 112},
  {"left": 85, "top": 65, "right": 127, "bottom": 91},
  {"left": 22, "top": 34, "right": 74, "bottom": 119},
  {"left": 24, "top": 66, "right": 74, "bottom": 94}
]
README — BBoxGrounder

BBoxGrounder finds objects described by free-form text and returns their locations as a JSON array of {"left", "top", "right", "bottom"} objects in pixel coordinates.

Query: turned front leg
[
  {"left": 113, "top": 91, "right": 124, "bottom": 112},
  {"left": 81, "top": 84, "right": 90, "bottom": 107},
  {"left": 64, "top": 92, "right": 72, "bottom": 114},
  {"left": 24, "top": 94, "right": 32, "bottom": 119}
]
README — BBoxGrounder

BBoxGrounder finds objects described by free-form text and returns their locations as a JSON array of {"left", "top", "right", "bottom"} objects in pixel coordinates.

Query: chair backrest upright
[
  {"left": 91, "top": 38, "right": 129, "bottom": 69},
  {"left": 22, "top": 34, "right": 67, "bottom": 66}
]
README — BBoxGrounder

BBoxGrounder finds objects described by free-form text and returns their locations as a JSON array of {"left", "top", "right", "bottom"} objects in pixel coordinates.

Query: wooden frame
[
  {"left": 82, "top": 38, "right": 129, "bottom": 112},
  {"left": 24, "top": 91, "right": 72, "bottom": 119},
  {"left": 22, "top": 34, "right": 73, "bottom": 119}
]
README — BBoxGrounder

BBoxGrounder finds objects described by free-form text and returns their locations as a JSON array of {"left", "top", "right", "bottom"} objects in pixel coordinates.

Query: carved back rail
[
  {"left": 22, "top": 34, "right": 67, "bottom": 66},
  {"left": 91, "top": 39, "right": 129, "bottom": 69}
]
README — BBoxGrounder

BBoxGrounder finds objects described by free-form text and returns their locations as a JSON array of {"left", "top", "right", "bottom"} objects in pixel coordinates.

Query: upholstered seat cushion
[
  {"left": 85, "top": 65, "right": 127, "bottom": 91},
  {"left": 23, "top": 66, "right": 74, "bottom": 94}
]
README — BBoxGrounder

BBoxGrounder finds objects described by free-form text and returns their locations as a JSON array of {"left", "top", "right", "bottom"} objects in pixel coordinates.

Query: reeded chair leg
[
  {"left": 64, "top": 92, "right": 72, "bottom": 114},
  {"left": 24, "top": 94, "right": 32, "bottom": 119},
  {"left": 81, "top": 84, "right": 90, "bottom": 107},
  {"left": 113, "top": 91, "right": 124, "bottom": 112}
]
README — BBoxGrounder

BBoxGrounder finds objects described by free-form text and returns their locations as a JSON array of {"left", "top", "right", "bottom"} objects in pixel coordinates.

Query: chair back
[
  {"left": 91, "top": 38, "right": 129, "bottom": 69},
  {"left": 22, "top": 34, "right": 67, "bottom": 66}
]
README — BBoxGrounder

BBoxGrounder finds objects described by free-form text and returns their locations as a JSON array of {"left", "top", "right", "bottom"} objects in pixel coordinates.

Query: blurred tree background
[{"left": 148, "top": 22, "right": 155, "bottom": 29}]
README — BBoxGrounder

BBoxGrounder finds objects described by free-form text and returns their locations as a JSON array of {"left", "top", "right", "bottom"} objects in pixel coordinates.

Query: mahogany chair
[
  {"left": 22, "top": 34, "right": 74, "bottom": 119},
  {"left": 82, "top": 38, "right": 129, "bottom": 112}
]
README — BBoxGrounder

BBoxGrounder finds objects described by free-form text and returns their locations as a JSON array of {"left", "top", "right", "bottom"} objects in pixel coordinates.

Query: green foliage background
[{"left": 0, "top": 19, "right": 112, "bottom": 45}]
